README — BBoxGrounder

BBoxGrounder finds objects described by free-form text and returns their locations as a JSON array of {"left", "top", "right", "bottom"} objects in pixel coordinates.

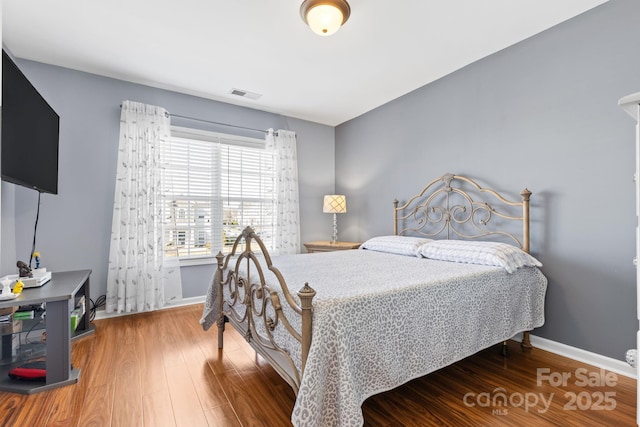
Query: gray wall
[
  {"left": 0, "top": 62, "right": 335, "bottom": 300},
  {"left": 336, "top": 0, "right": 640, "bottom": 361}
]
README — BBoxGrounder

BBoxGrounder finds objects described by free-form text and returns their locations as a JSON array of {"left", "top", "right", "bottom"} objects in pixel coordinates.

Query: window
[{"left": 160, "top": 127, "right": 276, "bottom": 260}]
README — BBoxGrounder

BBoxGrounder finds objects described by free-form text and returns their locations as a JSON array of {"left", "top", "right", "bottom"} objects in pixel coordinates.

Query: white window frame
[{"left": 161, "top": 126, "right": 276, "bottom": 266}]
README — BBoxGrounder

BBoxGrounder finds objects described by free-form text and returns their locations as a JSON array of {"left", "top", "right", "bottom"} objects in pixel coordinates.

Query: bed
[{"left": 200, "top": 173, "right": 547, "bottom": 427}]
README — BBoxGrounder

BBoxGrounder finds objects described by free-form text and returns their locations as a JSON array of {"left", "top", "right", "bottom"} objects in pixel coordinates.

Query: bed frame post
[
  {"left": 521, "top": 188, "right": 533, "bottom": 350},
  {"left": 521, "top": 188, "right": 531, "bottom": 253},
  {"left": 393, "top": 199, "right": 399, "bottom": 235},
  {"left": 298, "top": 283, "right": 316, "bottom": 375},
  {"left": 216, "top": 251, "right": 226, "bottom": 350}
]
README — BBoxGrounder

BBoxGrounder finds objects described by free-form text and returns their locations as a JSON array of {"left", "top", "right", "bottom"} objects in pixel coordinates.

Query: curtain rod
[
  {"left": 119, "top": 104, "right": 269, "bottom": 134},
  {"left": 169, "top": 113, "right": 268, "bottom": 134}
]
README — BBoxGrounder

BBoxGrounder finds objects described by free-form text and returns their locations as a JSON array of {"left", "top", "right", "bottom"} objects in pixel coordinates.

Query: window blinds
[{"left": 160, "top": 132, "right": 276, "bottom": 259}]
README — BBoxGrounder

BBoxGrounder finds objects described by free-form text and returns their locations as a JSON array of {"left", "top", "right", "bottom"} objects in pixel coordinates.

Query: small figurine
[
  {"left": 33, "top": 252, "right": 41, "bottom": 269},
  {"left": 13, "top": 279, "right": 24, "bottom": 294},
  {"left": 17, "top": 260, "right": 33, "bottom": 278}
]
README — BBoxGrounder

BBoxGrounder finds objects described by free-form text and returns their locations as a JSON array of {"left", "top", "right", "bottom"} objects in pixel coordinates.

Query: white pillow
[
  {"left": 418, "top": 240, "right": 542, "bottom": 273},
  {"left": 360, "top": 235, "right": 433, "bottom": 257}
]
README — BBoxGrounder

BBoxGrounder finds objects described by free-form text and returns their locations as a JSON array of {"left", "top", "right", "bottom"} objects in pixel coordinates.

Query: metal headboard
[{"left": 393, "top": 173, "right": 532, "bottom": 253}]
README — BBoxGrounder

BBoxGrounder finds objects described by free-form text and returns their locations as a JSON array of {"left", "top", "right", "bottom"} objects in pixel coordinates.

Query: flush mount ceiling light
[{"left": 300, "top": 0, "right": 351, "bottom": 36}]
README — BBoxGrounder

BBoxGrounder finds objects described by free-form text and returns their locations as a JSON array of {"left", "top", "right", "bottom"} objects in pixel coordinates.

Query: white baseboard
[
  {"left": 514, "top": 333, "right": 637, "bottom": 379},
  {"left": 93, "top": 295, "right": 206, "bottom": 321}
]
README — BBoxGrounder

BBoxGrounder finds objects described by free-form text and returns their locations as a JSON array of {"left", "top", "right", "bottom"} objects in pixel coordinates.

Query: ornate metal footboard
[
  {"left": 216, "top": 227, "right": 315, "bottom": 395},
  {"left": 393, "top": 173, "right": 535, "bottom": 350}
]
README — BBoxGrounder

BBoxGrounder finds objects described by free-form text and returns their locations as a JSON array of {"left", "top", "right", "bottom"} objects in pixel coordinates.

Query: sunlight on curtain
[
  {"left": 106, "top": 100, "right": 182, "bottom": 313},
  {"left": 266, "top": 129, "right": 300, "bottom": 255}
]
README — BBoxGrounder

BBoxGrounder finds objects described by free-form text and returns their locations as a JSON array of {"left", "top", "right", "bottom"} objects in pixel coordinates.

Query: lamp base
[{"left": 331, "top": 213, "right": 338, "bottom": 243}]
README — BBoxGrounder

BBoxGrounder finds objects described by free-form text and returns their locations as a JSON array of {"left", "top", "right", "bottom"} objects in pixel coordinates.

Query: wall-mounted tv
[{"left": 2, "top": 49, "right": 59, "bottom": 194}]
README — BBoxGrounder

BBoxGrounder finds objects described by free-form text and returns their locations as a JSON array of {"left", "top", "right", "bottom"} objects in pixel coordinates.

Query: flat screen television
[{"left": 1, "top": 49, "right": 59, "bottom": 194}]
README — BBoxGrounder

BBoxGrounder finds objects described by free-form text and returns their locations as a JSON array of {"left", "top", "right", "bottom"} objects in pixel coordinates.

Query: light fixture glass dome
[
  {"left": 300, "top": 0, "right": 351, "bottom": 37},
  {"left": 306, "top": 5, "right": 344, "bottom": 36}
]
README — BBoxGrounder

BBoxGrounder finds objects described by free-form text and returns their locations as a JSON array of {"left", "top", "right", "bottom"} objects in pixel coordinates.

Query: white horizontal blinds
[
  {"left": 221, "top": 138, "right": 276, "bottom": 251},
  {"left": 160, "top": 129, "right": 275, "bottom": 259},
  {"left": 160, "top": 136, "right": 222, "bottom": 259}
]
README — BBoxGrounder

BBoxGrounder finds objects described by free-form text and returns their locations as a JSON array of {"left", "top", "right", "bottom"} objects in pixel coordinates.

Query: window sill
[{"left": 177, "top": 257, "right": 217, "bottom": 267}]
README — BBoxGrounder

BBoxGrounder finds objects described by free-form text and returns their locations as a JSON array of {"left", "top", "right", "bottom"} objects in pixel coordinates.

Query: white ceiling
[{"left": 3, "top": 0, "right": 608, "bottom": 126}]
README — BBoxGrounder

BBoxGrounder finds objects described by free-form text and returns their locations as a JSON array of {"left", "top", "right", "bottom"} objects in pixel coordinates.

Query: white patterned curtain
[
  {"left": 106, "top": 100, "right": 182, "bottom": 313},
  {"left": 266, "top": 129, "right": 300, "bottom": 254}
]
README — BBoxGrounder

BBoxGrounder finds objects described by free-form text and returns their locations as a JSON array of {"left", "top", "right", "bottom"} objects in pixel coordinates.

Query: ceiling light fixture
[{"left": 300, "top": 0, "right": 351, "bottom": 36}]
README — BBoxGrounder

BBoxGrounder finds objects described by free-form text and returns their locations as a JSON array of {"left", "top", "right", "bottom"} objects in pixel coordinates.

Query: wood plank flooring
[{"left": 0, "top": 304, "right": 636, "bottom": 426}]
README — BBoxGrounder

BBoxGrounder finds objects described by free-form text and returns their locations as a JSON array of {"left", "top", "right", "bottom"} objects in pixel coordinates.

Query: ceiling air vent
[{"left": 229, "top": 88, "right": 262, "bottom": 100}]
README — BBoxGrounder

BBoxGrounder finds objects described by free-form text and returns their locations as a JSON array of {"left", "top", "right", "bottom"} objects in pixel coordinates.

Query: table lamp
[{"left": 323, "top": 195, "right": 346, "bottom": 243}]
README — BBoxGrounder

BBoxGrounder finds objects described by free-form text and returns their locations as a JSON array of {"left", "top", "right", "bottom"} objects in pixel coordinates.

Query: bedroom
[{"left": 0, "top": 0, "right": 639, "bottom": 425}]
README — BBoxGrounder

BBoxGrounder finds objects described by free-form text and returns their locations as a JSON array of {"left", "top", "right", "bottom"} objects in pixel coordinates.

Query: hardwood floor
[{"left": 0, "top": 304, "right": 636, "bottom": 426}]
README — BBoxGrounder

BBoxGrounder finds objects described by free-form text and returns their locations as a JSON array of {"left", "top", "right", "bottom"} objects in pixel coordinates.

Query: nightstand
[{"left": 303, "top": 241, "right": 362, "bottom": 253}]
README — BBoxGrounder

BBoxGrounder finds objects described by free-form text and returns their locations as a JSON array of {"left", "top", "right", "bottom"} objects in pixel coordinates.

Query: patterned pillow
[
  {"left": 418, "top": 240, "right": 542, "bottom": 273},
  {"left": 360, "top": 235, "right": 433, "bottom": 257}
]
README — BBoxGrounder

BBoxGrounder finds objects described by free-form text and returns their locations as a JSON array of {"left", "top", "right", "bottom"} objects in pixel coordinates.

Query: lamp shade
[
  {"left": 323, "top": 195, "right": 346, "bottom": 213},
  {"left": 300, "top": 0, "right": 351, "bottom": 36}
]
